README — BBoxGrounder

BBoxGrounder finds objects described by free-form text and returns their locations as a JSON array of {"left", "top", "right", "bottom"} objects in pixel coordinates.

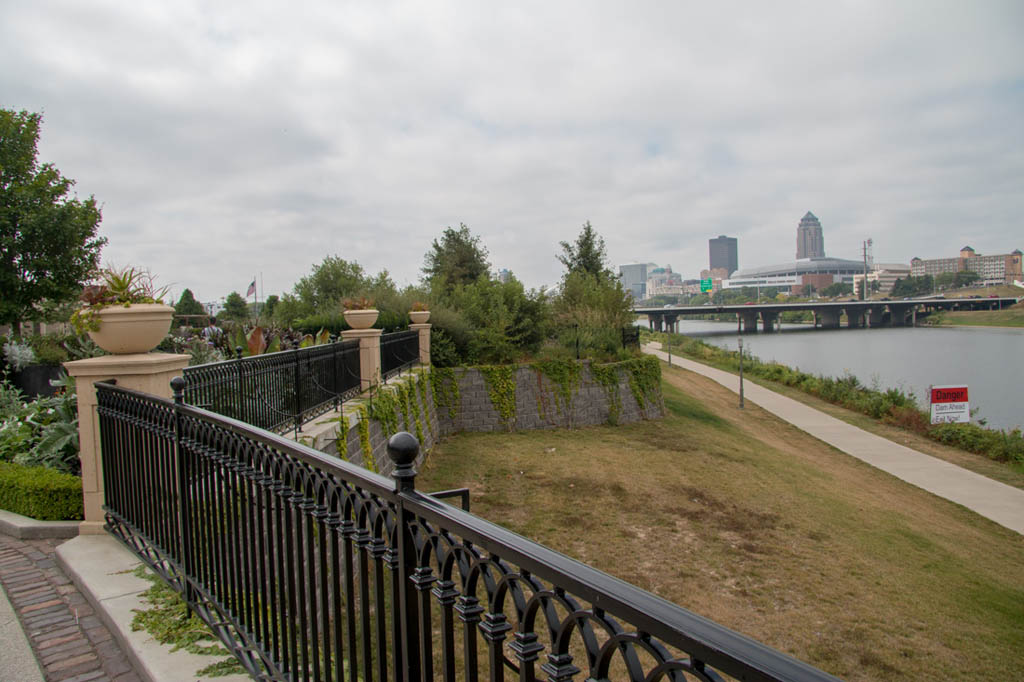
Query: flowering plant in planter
[
  {"left": 70, "top": 266, "right": 174, "bottom": 354},
  {"left": 342, "top": 296, "right": 375, "bottom": 311},
  {"left": 408, "top": 301, "right": 430, "bottom": 324},
  {"left": 342, "top": 297, "right": 378, "bottom": 329}
]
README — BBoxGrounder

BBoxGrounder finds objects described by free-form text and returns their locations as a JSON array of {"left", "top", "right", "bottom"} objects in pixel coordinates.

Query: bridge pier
[
  {"left": 818, "top": 309, "right": 841, "bottom": 329},
  {"left": 739, "top": 311, "right": 759, "bottom": 333},
  {"left": 845, "top": 309, "right": 865, "bottom": 328},
  {"left": 867, "top": 307, "right": 886, "bottom": 328},
  {"left": 761, "top": 311, "right": 779, "bottom": 333},
  {"left": 888, "top": 304, "right": 911, "bottom": 327},
  {"left": 664, "top": 314, "right": 679, "bottom": 334}
]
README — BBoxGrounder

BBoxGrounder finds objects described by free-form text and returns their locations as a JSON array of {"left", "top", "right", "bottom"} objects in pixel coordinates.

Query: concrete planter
[
  {"left": 409, "top": 310, "right": 430, "bottom": 324},
  {"left": 11, "top": 364, "right": 63, "bottom": 398},
  {"left": 87, "top": 304, "right": 174, "bottom": 354},
  {"left": 343, "top": 309, "right": 379, "bottom": 329}
]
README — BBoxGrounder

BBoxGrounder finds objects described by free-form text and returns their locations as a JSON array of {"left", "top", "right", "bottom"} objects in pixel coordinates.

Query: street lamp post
[{"left": 738, "top": 337, "right": 744, "bottom": 409}]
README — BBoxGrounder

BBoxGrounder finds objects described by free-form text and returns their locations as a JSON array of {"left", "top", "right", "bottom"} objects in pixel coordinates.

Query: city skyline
[{"left": 3, "top": 2, "right": 1022, "bottom": 303}]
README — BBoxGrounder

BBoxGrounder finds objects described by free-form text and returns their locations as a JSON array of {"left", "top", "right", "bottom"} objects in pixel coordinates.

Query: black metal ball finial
[
  {"left": 387, "top": 431, "right": 419, "bottom": 467},
  {"left": 170, "top": 376, "right": 186, "bottom": 403}
]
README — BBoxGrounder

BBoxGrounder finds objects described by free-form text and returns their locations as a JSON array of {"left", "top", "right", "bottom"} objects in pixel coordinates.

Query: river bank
[{"left": 641, "top": 329, "right": 1024, "bottom": 478}]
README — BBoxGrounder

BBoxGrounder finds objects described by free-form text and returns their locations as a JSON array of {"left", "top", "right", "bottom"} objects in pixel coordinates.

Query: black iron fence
[
  {"left": 380, "top": 330, "right": 420, "bottom": 382},
  {"left": 95, "top": 378, "right": 839, "bottom": 682},
  {"left": 182, "top": 340, "right": 362, "bottom": 435}
]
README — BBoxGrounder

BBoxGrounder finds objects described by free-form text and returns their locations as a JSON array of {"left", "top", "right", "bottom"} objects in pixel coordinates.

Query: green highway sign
[{"left": 700, "top": 278, "right": 712, "bottom": 292}]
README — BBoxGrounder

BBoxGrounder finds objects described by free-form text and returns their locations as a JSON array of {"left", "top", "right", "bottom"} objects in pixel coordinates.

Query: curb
[
  {"left": 0, "top": 508, "right": 79, "bottom": 539},
  {"left": 55, "top": 535, "right": 249, "bottom": 682}
]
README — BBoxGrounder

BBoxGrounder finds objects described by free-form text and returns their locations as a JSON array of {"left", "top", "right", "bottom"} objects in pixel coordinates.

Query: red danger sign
[{"left": 931, "top": 386, "right": 968, "bottom": 403}]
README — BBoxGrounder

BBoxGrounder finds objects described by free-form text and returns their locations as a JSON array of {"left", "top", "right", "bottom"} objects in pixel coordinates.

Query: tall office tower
[
  {"left": 796, "top": 211, "right": 825, "bottom": 259},
  {"left": 618, "top": 263, "right": 648, "bottom": 299},
  {"left": 708, "top": 235, "right": 738, "bottom": 276}
]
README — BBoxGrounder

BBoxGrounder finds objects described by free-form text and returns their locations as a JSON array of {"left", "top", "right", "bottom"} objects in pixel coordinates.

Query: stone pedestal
[
  {"left": 64, "top": 353, "right": 189, "bottom": 535},
  {"left": 409, "top": 323, "right": 431, "bottom": 366},
  {"left": 341, "top": 328, "right": 383, "bottom": 390}
]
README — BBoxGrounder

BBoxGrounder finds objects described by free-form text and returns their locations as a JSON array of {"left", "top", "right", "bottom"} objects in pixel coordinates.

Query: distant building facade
[
  {"left": 646, "top": 265, "right": 684, "bottom": 296},
  {"left": 910, "top": 246, "right": 1023, "bottom": 285},
  {"left": 796, "top": 211, "right": 825, "bottom": 259},
  {"left": 497, "top": 268, "right": 512, "bottom": 283},
  {"left": 619, "top": 263, "right": 648, "bottom": 299},
  {"left": 724, "top": 256, "right": 863, "bottom": 293},
  {"left": 852, "top": 263, "right": 912, "bottom": 295},
  {"left": 708, "top": 235, "right": 738, "bottom": 276}
]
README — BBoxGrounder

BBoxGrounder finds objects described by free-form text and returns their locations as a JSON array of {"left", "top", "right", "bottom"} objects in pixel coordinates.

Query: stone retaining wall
[{"left": 320, "top": 358, "right": 663, "bottom": 476}]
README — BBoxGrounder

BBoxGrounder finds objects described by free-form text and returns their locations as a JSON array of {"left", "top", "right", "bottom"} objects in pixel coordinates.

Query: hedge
[{"left": 0, "top": 462, "right": 83, "bottom": 521}]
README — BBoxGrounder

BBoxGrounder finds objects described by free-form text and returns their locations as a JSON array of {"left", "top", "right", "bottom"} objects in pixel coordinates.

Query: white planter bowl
[
  {"left": 343, "top": 309, "right": 379, "bottom": 329},
  {"left": 87, "top": 304, "right": 174, "bottom": 354},
  {"left": 409, "top": 310, "right": 430, "bottom": 324}
]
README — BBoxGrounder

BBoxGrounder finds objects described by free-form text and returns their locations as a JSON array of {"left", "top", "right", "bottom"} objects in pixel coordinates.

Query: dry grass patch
[{"left": 417, "top": 370, "right": 1024, "bottom": 681}]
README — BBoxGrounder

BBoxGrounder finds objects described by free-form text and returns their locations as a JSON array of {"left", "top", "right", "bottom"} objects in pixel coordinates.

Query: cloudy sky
[{"left": 3, "top": 1, "right": 1022, "bottom": 304}]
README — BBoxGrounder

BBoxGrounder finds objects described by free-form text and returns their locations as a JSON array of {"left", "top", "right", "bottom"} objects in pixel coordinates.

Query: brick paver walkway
[{"left": 0, "top": 534, "right": 140, "bottom": 682}]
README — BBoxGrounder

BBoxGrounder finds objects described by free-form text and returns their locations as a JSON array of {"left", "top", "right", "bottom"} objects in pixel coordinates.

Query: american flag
[{"left": 246, "top": 279, "right": 256, "bottom": 298}]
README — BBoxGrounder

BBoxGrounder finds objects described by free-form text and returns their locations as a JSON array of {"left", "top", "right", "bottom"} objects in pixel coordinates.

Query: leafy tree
[
  {"left": 557, "top": 221, "right": 613, "bottom": 280},
  {"left": 891, "top": 275, "right": 933, "bottom": 298},
  {"left": 422, "top": 223, "right": 490, "bottom": 296},
  {"left": 262, "top": 294, "right": 280, "bottom": 319},
  {"left": 0, "top": 110, "right": 106, "bottom": 327},
  {"left": 174, "top": 288, "right": 205, "bottom": 316},
  {"left": 954, "top": 270, "right": 980, "bottom": 288},
  {"left": 821, "top": 282, "right": 853, "bottom": 298},
  {"left": 294, "top": 255, "right": 366, "bottom": 313},
  {"left": 450, "top": 276, "right": 549, "bottom": 364},
  {"left": 220, "top": 291, "right": 249, "bottom": 321},
  {"left": 935, "top": 272, "right": 955, "bottom": 290}
]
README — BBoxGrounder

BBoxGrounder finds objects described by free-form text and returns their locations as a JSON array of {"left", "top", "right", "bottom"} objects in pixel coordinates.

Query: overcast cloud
[{"left": 3, "top": 0, "right": 1022, "bottom": 304}]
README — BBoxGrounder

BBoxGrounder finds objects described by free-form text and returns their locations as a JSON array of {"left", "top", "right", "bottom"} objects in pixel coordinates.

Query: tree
[
  {"left": 422, "top": 224, "right": 490, "bottom": 296},
  {"left": 294, "top": 255, "right": 366, "bottom": 313},
  {"left": 557, "top": 221, "right": 613, "bottom": 281},
  {"left": 0, "top": 110, "right": 106, "bottom": 326},
  {"left": 953, "top": 271, "right": 980, "bottom": 288},
  {"left": 821, "top": 282, "right": 853, "bottom": 298},
  {"left": 221, "top": 291, "right": 249, "bottom": 321},
  {"left": 262, "top": 294, "right": 280, "bottom": 319},
  {"left": 174, "top": 288, "right": 205, "bottom": 316}
]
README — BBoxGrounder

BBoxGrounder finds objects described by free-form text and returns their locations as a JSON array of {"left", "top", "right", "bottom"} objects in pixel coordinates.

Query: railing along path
[
  {"left": 182, "top": 339, "right": 362, "bottom": 435},
  {"left": 95, "top": 378, "right": 839, "bottom": 682}
]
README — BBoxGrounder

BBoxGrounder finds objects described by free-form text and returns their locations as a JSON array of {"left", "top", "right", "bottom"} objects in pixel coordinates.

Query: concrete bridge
[{"left": 635, "top": 297, "right": 1019, "bottom": 334}]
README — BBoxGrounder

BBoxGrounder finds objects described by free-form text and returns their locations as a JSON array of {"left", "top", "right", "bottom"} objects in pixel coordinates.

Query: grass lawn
[
  {"left": 415, "top": 365, "right": 1024, "bottom": 681},
  {"left": 925, "top": 303, "right": 1024, "bottom": 328}
]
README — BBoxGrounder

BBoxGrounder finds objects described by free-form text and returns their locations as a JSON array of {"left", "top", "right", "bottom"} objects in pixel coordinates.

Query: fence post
[
  {"left": 170, "top": 377, "right": 196, "bottom": 612},
  {"left": 389, "top": 432, "right": 421, "bottom": 682},
  {"left": 408, "top": 323, "right": 431, "bottom": 366},
  {"left": 340, "top": 328, "right": 383, "bottom": 392},
  {"left": 64, "top": 352, "right": 190, "bottom": 535}
]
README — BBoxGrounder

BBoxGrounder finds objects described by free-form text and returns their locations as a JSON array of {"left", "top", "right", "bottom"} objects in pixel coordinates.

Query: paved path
[
  {"left": 0, "top": 533, "right": 141, "bottom": 682},
  {"left": 644, "top": 344, "right": 1024, "bottom": 535}
]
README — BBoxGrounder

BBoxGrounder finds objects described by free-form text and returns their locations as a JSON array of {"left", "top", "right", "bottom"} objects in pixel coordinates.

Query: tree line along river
[{"left": 652, "top": 320, "right": 1023, "bottom": 431}]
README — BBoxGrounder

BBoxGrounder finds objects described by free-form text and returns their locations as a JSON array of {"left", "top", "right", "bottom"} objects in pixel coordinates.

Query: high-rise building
[
  {"left": 618, "top": 263, "right": 648, "bottom": 299},
  {"left": 796, "top": 211, "right": 825, "bottom": 259},
  {"left": 709, "top": 235, "right": 738, "bottom": 276}
]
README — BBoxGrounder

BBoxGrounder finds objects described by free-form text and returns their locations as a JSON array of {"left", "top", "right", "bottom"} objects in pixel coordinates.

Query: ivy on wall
[
  {"left": 626, "top": 355, "right": 662, "bottom": 410},
  {"left": 531, "top": 359, "right": 582, "bottom": 419},
  {"left": 430, "top": 367, "right": 460, "bottom": 419},
  {"left": 589, "top": 362, "right": 622, "bottom": 425},
  {"left": 357, "top": 405, "right": 375, "bottom": 472},
  {"left": 479, "top": 365, "right": 517, "bottom": 430}
]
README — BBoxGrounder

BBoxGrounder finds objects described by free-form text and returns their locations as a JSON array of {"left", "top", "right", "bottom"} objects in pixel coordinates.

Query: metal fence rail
[
  {"left": 95, "top": 379, "right": 840, "bottom": 682},
  {"left": 182, "top": 340, "right": 362, "bottom": 435},
  {"left": 380, "top": 330, "right": 419, "bottom": 382}
]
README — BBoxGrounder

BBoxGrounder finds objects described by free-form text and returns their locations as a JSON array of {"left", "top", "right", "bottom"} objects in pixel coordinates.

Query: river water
[{"left": 651, "top": 320, "right": 1023, "bottom": 430}]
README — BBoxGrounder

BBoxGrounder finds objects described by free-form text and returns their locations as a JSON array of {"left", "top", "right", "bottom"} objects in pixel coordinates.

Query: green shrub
[{"left": 0, "top": 461, "right": 83, "bottom": 520}]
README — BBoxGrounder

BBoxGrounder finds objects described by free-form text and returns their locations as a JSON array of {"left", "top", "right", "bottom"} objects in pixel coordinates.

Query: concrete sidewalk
[{"left": 644, "top": 344, "right": 1024, "bottom": 535}]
